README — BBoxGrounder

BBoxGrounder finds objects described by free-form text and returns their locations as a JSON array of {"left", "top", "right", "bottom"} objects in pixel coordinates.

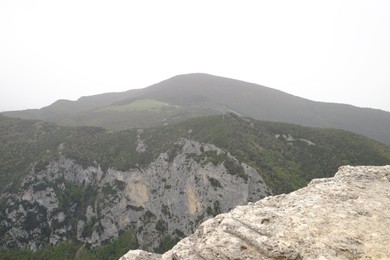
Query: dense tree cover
[
  {"left": 1, "top": 113, "right": 390, "bottom": 258},
  {"left": 1, "top": 113, "right": 390, "bottom": 193},
  {"left": 0, "top": 229, "right": 138, "bottom": 260},
  {"left": 139, "top": 113, "right": 390, "bottom": 193}
]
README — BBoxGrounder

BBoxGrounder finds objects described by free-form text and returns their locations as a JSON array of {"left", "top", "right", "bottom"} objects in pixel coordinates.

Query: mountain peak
[{"left": 3, "top": 74, "right": 390, "bottom": 144}]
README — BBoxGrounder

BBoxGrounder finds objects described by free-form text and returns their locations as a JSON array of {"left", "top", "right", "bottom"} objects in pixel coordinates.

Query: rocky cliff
[
  {"left": 2, "top": 114, "right": 390, "bottom": 258},
  {"left": 121, "top": 165, "right": 390, "bottom": 259},
  {"left": 0, "top": 138, "right": 271, "bottom": 252}
]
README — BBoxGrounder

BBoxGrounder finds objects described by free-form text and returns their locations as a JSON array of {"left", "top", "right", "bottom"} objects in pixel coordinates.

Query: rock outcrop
[
  {"left": 121, "top": 165, "right": 390, "bottom": 259},
  {"left": 0, "top": 138, "right": 271, "bottom": 251}
]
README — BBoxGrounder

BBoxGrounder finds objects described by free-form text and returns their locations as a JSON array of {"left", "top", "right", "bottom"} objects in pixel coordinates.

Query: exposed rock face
[
  {"left": 121, "top": 165, "right": 390, "bottom": 260},
  {"left": 0, "top": 138, "right": 271, "bottom": 251}
]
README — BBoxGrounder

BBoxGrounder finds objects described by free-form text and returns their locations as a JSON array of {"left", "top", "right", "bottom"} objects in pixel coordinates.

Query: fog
[{"left": 1, "top": 0, "right": 389, "bottom": 112}]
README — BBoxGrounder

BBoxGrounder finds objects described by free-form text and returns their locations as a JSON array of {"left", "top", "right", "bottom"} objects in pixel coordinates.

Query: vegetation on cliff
[
  {"left": 1, "top": 112, "right": 390, "bottom": 193},
  {"left": 1, "top": 113, "right": 390, "bottom": 259}
]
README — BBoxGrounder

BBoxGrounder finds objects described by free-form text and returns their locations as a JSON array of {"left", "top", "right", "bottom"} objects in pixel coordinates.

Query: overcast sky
[{"left": 1, "top": 0, "right": 389, "bottom": 112}]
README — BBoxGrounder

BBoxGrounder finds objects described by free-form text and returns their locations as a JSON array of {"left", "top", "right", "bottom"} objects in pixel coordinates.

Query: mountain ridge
[{"left": 3, "top": 73, "right": 390, "bottom": 144}]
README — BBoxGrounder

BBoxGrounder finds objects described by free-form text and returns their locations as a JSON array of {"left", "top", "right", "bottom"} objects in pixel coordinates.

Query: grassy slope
[
  {"left": 98, "top": 99, "right": 168, "bottom": 112},
  {"left": 4, "top": 73, "right": 390, "bottom": 145}
]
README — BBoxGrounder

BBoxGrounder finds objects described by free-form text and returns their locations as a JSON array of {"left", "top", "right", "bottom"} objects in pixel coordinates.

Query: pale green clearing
[{"left": 100, "top": 99, "right": 169, "bottom": 112}]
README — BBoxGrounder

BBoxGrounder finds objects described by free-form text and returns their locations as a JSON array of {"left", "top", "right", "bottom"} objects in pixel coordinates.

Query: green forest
[{"left": 1, "top": 113, "right": 390, "bottom": 259}]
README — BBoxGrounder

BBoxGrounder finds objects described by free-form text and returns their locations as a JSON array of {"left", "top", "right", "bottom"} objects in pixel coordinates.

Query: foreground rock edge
[{"left": 120, "top": 165, "right": 390, "bottom": 260}]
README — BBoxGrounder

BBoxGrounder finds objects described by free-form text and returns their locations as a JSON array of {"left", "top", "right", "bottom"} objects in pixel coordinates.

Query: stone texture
[
  {"left": 0, "top": 138, "right": 271, "bottom": 251},
  {"left": 121, "top": 165, "right": 390, "bottom": 260},
  {"left": 119, "top": 250, "right": 161, "bottom": 260}
]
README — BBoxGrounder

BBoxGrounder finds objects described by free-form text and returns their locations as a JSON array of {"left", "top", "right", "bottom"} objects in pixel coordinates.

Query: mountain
[
  {"left": 1, "top": 114, "right": 390, "bottom": 259},
  {"left": 3, "top": 73, "right": 390, "bottom": 145},
  {"left": 121, "top": 165, "right": 390, "bottom": 260}
]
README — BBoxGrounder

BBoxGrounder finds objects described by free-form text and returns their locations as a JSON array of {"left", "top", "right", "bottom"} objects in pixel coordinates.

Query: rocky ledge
[{"left": 121, "top": 165, "right": 390, "bottom": 260}]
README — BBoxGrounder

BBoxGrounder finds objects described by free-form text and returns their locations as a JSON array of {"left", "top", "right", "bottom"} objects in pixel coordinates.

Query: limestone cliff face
[
  {"left": 121, "top": 165, "right": 390, "bottom": 259},
  {"left": 0, "top": 138, "right": 271, "bottom": 251}
]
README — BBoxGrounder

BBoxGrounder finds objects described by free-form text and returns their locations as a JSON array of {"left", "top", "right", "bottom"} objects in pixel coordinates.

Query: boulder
[{"left": 121, "top": 165, "right": 390, "bottom": 259}]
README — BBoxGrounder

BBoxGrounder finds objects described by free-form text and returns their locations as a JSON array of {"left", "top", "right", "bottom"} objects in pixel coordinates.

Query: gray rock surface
[
  {"left": 0, "top": 138, "right": 271, "bottom": 251},
  {"left": 121, "top": 165, "right": 390, "bottom": 260}
]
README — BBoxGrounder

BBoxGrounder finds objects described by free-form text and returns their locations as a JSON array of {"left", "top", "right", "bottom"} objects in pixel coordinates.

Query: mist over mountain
[
  {"left": 2, "top": 73, "right": 390, "bottom": 259},
  {"left": 3, "top": 73, "right": 390, "bottom": 145}
]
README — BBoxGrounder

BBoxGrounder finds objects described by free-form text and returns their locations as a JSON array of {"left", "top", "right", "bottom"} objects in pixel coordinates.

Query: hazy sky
[{"left": 1, "top": 0, "right": 389, "bottom": 112}]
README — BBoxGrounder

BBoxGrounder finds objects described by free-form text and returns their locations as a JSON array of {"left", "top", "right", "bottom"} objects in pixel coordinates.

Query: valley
[{"left": 1, "top": 113, "right": 390, "bottom": 259}]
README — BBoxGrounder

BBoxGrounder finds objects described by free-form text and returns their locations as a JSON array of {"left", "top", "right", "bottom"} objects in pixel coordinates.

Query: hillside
[
  {"left": 121, "top": 165, "right": 390, "bottom": 259},
  {"left": 1, "top": 114, "right": 390, "bottom": 259},
  {"left": 3, "top": 73, "right": 390, "bottom": 145}
]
